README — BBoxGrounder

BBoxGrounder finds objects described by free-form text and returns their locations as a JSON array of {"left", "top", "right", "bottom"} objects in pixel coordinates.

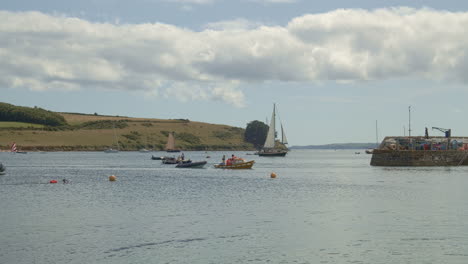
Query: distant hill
[
  {"left": 0, "top": 103, "right": 254, "bottom": 151},
  {"left": 291, "top": 143, "right": 378, "bottom": 150},
  {"left": 0, "top": 102, "right": 66, "bottom": 126}
]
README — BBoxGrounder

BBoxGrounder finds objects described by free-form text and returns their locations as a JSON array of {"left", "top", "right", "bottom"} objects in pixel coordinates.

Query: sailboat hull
[
  {"left": 258, "top": 151, "right": 287, "bottom": 157},
  {"left": 214, "top": 160, "right": 255, "bottom": 169},
  {"left": 166, "top": 149, "right": 180, "bottom": 153}
]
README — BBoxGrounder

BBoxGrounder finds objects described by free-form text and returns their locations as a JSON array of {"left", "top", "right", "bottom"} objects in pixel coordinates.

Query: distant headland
[
  {"left": 291, "top": 143, "right": 378, "bottom": 150},
  {"left": 0, "top": 102, "right": 254, "bottom": 151}
]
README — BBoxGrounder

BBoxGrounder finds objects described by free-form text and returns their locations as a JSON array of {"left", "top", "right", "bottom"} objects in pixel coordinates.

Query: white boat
[
  {"left": 165, "top": 132, "right": 180, "bottom": 152},
  {"left": 258, "top": 104, "right": 288, "bottom": 157},
  {"left": 104, "top": 148, "right": 119, "bottom": 153}
]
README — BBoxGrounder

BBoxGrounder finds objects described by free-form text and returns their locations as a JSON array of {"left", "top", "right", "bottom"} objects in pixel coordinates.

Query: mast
[
  {"left": 408, "top": 106, "right": 412, "bottom": 137},
  {"left": 263, "top": 104, "right": 276, "bottom": 149},
  {"left": 375, "top": 120, "right": 378, "bottom": 147},
  {"left": 113, "top": 123, "right": 119, "bottom": 150},
  {"left": 408, "top": 106, "right": 412, "bottom": 150}
]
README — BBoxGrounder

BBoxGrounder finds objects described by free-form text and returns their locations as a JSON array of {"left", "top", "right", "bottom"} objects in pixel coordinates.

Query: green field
[
  {"left": 0, "top": 113, "right": 254, "bottom": 151},
  {"left": 0, "top": 122, "right": 45, "bottom": 128}
]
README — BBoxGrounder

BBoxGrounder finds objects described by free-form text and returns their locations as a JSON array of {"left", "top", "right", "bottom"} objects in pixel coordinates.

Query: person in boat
[
  {"left": 181, "top": 153, "right": 185, "bottom": 160},
  {"left": 221, "top": 155, "right": 226, "bottom": 164},
  {"left": 0, "top": 163, "right": 5, "bottom": 172}
]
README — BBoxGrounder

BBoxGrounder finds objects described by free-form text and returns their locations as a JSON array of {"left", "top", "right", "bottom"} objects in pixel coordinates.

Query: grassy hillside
[{"left": 0, "top": 112, "right": 254, "bottom": 151}]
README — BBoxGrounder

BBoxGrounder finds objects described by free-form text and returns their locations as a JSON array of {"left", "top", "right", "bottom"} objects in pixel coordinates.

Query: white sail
[
  {"left": 281, "top": 124, "right": 288, "bottom": 145},
  {"left": 11, "top": 142, "right": 17, "bottom": 152},
  {"left": 165, "top": 132, "right": 176, "bottom": 150},
  {"left": 263, "top": 104, "right": 276, "bottom": 149}
]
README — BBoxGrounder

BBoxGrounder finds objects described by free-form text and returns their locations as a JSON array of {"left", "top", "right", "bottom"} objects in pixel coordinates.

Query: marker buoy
[
  {"left": 50, "top": 180, "right": 58, "bottom": 184},
  {"left": 109, "top": 175, "right": 116, "bottom": 181},
  {"left": 270, "top": 172, "right": 277, "bottom": 178}
]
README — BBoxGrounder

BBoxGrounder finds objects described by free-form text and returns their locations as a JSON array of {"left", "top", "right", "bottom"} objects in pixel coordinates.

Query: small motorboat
[
  {"left": 175, "top": 160, "right": 207, "bottom": 168},
  {"left": 162, "top": 157, "right": 178, "bottom": 164},
  {"left": 214, "top": 158, "right": 255, "bottom": 169},
  {"left": 151, "top": 155, "right": 164, "bottom": 160},
  {"left": 365, "top": 149, "right": 374, "bottom": 154}
]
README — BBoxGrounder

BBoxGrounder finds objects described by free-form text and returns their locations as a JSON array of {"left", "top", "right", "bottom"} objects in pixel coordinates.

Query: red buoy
[{"left": 50, "top": 180, "right": 58, "bottom": 184}]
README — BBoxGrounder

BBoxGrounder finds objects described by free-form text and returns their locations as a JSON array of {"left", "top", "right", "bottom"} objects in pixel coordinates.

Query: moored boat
[
  {"left": 175, "top": 160, "right": 207, "bottom": 168},
  {"left": 11, "top": 142, "right": 27, "bottom": 154},
  {"left": 162, "top": 157, "right": 178, "bottom": 164},
  {"left": 165, "top": 132, "right": 180, "bottom": 152},
  {"left": 151, "top": 155, "right": 164, "bottom": 160},
  {"left": 365, "top": 149, "right": 374, "bottom": 154},
  {"left": 104, "top": 123, "right": 120, "bottom": 153},
  {"left": 104, "top": 148, "right": 118, "bottom": 153},
  {"left": 214, "top": 159, "right": 255, "bottom": 169},
  {"left": 258, "top": 104, "right": 288, "bottom": 157}
]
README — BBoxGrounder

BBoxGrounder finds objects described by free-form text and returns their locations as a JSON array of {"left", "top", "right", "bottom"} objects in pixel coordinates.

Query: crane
[{"left": 432, "top": 127, "right": 451, "bottom": 138}]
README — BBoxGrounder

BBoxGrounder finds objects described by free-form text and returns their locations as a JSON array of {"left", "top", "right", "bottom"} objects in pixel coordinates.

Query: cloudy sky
[{"left": 2, "top": 0, "right": 468, "bottom": 145}]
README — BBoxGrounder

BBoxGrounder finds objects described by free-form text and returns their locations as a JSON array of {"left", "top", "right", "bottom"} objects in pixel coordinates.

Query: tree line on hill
[
  {"left": 244, "top": 120, "right": 269, "bottom": 149},
  {"left": 0, "top": 102, "right": 67, "bottom": 126}
]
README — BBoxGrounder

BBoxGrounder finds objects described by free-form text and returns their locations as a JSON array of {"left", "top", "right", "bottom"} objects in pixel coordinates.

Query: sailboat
[
  {"left": 165, "top": 132, "right": 180, "bottom": 152},
  {"left": 258, "top": 104, "right": 288, "bottom": 157},
  {"left": 104, "top": 123, "right": 119, "bottom": 153},
  {"left": 11, "top": 142, "right": 27, "bottom": 154}
]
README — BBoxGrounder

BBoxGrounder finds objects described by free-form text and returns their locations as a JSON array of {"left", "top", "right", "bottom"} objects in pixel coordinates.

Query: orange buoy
[
  {"left": 50, "top": 180, "right": 58, "bottom": 184},
  {"left": 109, "top": 175, "right": 116, "bottom": 181},
  {"left": 270, "top": 172, "right": 277, "bottom": 178}
]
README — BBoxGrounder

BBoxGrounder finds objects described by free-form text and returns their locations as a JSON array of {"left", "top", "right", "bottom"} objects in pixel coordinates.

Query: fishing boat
[
  {"left": 11, "top": 142, "right": 27, "bottom": 154},
  {"left": 165, "top": 132, "right": 180, "bottom": 152},
  {"left": 175, "top": 160, "right": 207, "bottom": 168},
  {"left": 258, "top": 104, "right": 288, "bottom": 157},
  {"left": 0, "top": 163, "right": 5, "bottom": 175},
  {"left": 214, "top": 157, "right": 255, "bottom": 169}
]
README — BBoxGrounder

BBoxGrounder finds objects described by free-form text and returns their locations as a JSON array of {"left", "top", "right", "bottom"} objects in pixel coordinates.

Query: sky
[{"left": 2, "top": 0, "right": 468, "bottom": 146}]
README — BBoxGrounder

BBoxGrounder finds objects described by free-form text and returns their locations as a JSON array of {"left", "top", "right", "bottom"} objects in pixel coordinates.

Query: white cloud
[{"left": 1, "top": 8, "right": 468, "bottom": 107}]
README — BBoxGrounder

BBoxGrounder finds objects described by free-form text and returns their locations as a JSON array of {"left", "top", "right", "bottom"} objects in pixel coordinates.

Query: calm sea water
[{"left": 1, "top": 150, "right": 468, "bottom": 264}]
